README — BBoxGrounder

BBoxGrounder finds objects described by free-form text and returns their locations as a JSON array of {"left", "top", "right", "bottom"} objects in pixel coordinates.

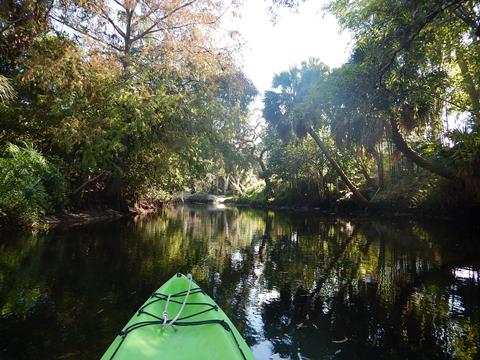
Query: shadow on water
[{"left": 0, "top": 204, "right": 479, "bottom": 359}]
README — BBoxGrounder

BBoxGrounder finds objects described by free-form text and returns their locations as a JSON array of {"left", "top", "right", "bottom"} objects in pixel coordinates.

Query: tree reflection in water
[{"left": 0, "top": 204, "right": 479, "bottom": 359}]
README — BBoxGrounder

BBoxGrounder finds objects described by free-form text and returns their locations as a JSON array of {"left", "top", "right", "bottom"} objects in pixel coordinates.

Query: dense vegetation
[
  {"left": 0, "top": 0, "right": 257, "bottom": 226},
  {"left": 247, "top": 0, "right": 480, "bottom": 212},
  {"left": 1, "top": 0, "right": 480, "bottom": 227}
]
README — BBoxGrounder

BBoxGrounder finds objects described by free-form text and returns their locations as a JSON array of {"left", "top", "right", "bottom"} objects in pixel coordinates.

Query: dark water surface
[{"left": 1, "top": 204, "right": 479, "bottom": 360}]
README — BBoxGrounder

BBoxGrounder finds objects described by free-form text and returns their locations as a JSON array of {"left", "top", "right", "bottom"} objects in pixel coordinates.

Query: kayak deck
[{"left": 101, "top": 273, "right": 254, "bottom": 360}]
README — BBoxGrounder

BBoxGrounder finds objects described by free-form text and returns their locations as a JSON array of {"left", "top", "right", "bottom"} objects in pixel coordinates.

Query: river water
[{"left": 0, "top": 204, "right": 479, "bottom": 360}]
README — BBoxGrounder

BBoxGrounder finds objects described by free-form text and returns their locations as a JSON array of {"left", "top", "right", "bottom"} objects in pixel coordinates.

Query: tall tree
[
  {"left": 327, "top": 0, "right": 480, "bottom": 181},
  {"left": 1, "top": 0, "right": 257, "bottom": 214},
  {"left": 263, "top": 60, "right": 369, "bottom": 204},
  {"left": 38, "top": 0, "right": 251, "bottom": 209},
  {"left": 51, "top": 0, "right": 237, "bottom": 73}
]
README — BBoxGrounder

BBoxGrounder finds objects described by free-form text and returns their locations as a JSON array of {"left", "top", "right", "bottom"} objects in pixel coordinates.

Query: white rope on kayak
[
  {"left": 108, "top": 273, "right": 248, "bottom": 360},
  {"left": 162, "top": 294, "right": 171, "bottom": 325},
  {"left": 164, "top": 273, "right": 193, "bottom": 327}
]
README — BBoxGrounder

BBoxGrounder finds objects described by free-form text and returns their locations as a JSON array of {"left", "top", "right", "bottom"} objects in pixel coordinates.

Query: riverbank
[
  {"left": 0, "top": 195, "right": 169, "bottom": 231},
  {"left": 177, "top": 192, "right": 231, "bottom": 204},
  {"left": 170, "top": 188, "right": 480, "bottom": 221},
  {"left": 1, "top": 205, "right": 159, "bottom": 231},
  {"left": 43, "top": 208, "right": 129, "bottom": 228},
  {"left": 2, "top": 187, "right": 477, "bottom": 231},
  {"left": 226, "top": 195, "right": 480, "bottom": 221},
  {"left": 0, "top": 208, "right": 131, "bottom": 232},
  {"left": 223, "top": 174, "right": 480, "bottom": 221}
]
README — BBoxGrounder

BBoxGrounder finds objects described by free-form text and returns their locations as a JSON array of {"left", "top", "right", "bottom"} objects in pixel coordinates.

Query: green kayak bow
[{"left": 101, "top": 273, "right": 255, "bottom": 360}]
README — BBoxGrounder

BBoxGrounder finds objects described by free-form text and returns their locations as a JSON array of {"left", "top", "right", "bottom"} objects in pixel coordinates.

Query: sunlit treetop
[{"left": 51, "top": 0, "right": 243, "bottom": 74}]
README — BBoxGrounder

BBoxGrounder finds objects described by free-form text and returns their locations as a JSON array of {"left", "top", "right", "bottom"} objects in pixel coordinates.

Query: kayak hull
[{"left": 101, "top": 273, "right": 254, "bottom": 360}]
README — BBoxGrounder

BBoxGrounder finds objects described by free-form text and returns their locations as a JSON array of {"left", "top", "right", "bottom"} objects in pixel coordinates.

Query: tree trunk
[
  {"left": 71, "top": 171, "right": 108, "bottom": 196},
  {"left": 223, "top": 175, "right": 229, "bottom": 194},
  {"left": 374, "top": 145, "right": 385, "bottom": 189},
  {"left": 456, "top": 49, "right": 480, "bottom": 124},
  {"left": 359, "top": 159, "right": 377, "bottom": 187},
  {"left": 230, "top": 176, "right": 243, "bottom": 195},
  {"left": 104, "top": 172, "right": 130, "bottom": 212},
  {"left": 257, "top": 148, "right": 273, "bottom": 196},
  {"left": 389, "top": 117, "right": 456, "bottom": 180},
  {"left": 308, "top": 127, "right": 369, "bottom": 204},
  {"left": 310, "top": 227, "right": 358, "bottom": 296}
]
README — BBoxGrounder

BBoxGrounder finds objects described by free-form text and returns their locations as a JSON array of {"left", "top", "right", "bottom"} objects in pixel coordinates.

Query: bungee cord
[{"left": 107, "top": 273, "right": 247, "bottom": 360}]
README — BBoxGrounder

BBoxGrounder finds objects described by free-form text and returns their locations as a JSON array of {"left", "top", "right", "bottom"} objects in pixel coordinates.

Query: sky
[{"left": 227, "top": 0, "right": 353, "bottom": 94}]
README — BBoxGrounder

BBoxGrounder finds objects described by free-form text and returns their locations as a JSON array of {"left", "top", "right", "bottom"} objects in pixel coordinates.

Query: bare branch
[
  {"left": 92, "top": 3, "right": 126, "bottom": 39},
  {"left": 132, "top": 0, "right": 197, "bottom": 42},
  {"left": 132, "top": 2, "right": 229, "bottom": 41},
  {"left": 50, "top": 14, "right": 124, "bottom": 52},
  {"left": 131, "top": 1, "right": 162, "bottom": 28},
  {"left": 72, "top": 171, "right": 109, "bottom": 195},
  {"left": 113, "top": 0, "right": 126, "bottom": 9}
]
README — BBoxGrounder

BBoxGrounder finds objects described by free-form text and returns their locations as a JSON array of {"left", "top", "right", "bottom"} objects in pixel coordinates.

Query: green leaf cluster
[{"left": 0, "top": 143, "right": 66, "bottom": 226}]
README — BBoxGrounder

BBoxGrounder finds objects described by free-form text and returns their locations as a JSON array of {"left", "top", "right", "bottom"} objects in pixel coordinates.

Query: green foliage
[
  {"left": 446, "top": 127, "right": 480, "bottom": 164},
  {"left": 0, "top": 143, "right": 66, "bottom": 226},
  {"left": 230, "top": 189, "right": 268, "bottom": 206},
  {"left": 265, "top": 135, "right": 366, "bottom": 205},
  {"left": 257, "top": 0, "right": 480, "bottom": 208},
  {"left": 2, "top": 0, "right": 479, "bottom": 219},
  {"left": 185, "top": 193, "right": 219, "bottom": 204},
  {"left": 443, "top": 127, "right": 480, "bottom": 200},
  {"left": 320, "top": 0, "right": 480, "bottom": 185},
  {"left": 0, "top": 0, "right": 258, "bottom": 217},
  {"left": 264, "top": 59, "right": 329, "bottom": 139},
  {"left": 262, "top": 60, "right": 371, "bottom": 205}
]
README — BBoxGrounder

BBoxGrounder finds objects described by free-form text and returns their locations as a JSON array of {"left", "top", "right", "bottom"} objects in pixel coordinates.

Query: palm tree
[{"left": 263, "top": 59, "right": 369, "bottom": 204}]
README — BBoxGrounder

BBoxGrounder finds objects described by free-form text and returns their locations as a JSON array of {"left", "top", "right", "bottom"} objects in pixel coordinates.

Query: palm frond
[{"left": 0, "top": 75, "right": 16, "bottom": 101}]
